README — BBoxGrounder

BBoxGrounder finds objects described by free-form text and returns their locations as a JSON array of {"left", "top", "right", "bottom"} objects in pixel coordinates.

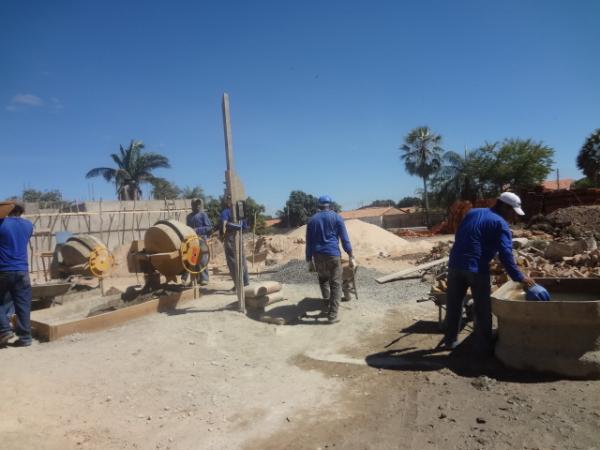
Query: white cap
[{"left": 498, "top": 192, "right": 525, "bottom": 216}]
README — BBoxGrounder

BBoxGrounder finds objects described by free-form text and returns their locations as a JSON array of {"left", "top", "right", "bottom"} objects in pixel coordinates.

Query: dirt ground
[{"left": 1, "top": 270, "right": 599, "bottom": 449}]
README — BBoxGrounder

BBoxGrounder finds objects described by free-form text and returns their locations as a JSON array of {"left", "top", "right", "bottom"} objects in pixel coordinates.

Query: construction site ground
[{"left": 2, "top": 255, "right": 599, "bottom": 450}]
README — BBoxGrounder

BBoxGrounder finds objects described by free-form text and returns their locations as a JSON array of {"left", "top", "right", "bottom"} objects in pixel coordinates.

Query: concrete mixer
[
  {"left": 52, "top": 235, "right": 113, "bottom": 278},
  {"left": 127, "top": 219, "right": 210, "bottom": 287}
]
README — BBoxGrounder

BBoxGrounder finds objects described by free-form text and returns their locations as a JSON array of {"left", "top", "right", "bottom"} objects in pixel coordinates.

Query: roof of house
[
  {"left": 339, "top": 206, "right": 407, "bottom": 220},
  {"left": 541, "top": 178, "right": 574, "bottom": 191},
  {"left": 264, "top": 218, "right": 281, "bottom": 227}
]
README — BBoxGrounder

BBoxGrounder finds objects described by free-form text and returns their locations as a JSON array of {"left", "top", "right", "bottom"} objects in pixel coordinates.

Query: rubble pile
[
  {"left": 530, "top": 205, "right": 600, "bottom": 239},
  {"left": 416, "top": 241, "right": 452, "bottom": 265}
]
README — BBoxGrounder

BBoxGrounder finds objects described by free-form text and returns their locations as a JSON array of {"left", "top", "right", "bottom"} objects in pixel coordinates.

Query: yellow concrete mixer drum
[
  {"left": 144, "top": 219, "right": 210, "bottom": 279},
  {"left": 59, "top": 235, "right": 113, "bottom": 278}
]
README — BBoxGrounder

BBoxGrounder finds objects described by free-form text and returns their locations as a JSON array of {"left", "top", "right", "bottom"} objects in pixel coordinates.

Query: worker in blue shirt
[
  {"left": 443, "top": 192, "right": 549, "bottom": 355},
  {"left": 306, "top": 195, "right": 355, "bottom": 323},
  {"left": 219, "top": 197, "right": 249, "bottom": 290},
  {"left": 185, "top": 198, "right": 212, "bottom": 285},
  {"left": 0, "top": 202, "right": 34, "bottom": 347}
]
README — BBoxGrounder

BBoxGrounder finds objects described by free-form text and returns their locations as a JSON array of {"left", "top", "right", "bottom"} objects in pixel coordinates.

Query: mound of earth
[
  {"left": 543, "top": 205, "right": 600, "bottom": 239},
  {"left": 287, "top": 219, "right": 424, "bottom": 256}
]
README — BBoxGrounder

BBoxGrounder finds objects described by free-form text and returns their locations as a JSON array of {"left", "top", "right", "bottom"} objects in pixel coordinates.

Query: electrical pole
[{"left": 222, "top": 93, "right": 246, "bottom": 313}]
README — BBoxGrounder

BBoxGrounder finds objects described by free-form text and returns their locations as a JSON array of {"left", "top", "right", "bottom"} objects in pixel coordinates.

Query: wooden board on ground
[
  {"left": 244, "top": 281, "right": 282, "bottom": 299},
  {"left": 31, "top": 288, "right": 199, "bottom": 341},
  {"left": 246, "top": 292, "right": 285, "bottom": 309},
  {"left": 375, "top": 257, "right": 449, "bottom": 284}
]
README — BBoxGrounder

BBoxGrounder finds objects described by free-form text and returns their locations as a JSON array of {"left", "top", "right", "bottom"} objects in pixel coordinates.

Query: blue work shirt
[
  {"left": 305, "top": 210, "right": 352, "bottom": 261},
  {"left": 186, "top": 211, "right": 212, "bottom": 237},
  {"left": 449, "top": 208, "right": 523, "bottom": 282},
  {"left": 219, "top": 208, "right": 249, "bottom": 233},
  {"left": 0, "top": 217, "right": 34, "bottom": 272}
]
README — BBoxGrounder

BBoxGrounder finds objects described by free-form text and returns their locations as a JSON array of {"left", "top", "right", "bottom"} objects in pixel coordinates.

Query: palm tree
[
  {"left": 576, "top": 128, "right": 600, "bottom": 186},
  {"left": 86, "top": 140, "right": 170, "bottom": 200},
  {"left": 433, "top": 150, "right": 477, "bottom": 206},
  {"left": 400, "top": 126, "right": 444, "bottom": 226}
]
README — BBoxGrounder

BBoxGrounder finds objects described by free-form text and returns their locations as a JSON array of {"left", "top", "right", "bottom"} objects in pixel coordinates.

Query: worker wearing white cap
[{"left": 443, "top": 192, "right": 550, "bottom": 356}]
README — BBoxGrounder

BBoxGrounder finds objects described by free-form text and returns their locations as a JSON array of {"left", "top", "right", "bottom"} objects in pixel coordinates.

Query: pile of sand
[{"left": 287, "top": 219, "right": 423, "bottom": 257}]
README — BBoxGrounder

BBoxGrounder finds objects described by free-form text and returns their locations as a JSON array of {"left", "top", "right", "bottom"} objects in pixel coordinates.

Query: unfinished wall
[
  {"left": 521, "top": 188, "right": 600, "bottom": 217},
  {"left": 382, "top": 212, "right": 445, "bottom": 229}
]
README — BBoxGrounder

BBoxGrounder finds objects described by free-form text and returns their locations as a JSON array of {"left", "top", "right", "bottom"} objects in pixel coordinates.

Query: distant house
[
  {"left": 541, "top": 178, "right": 574, "bottom": 191},
  {"left": 264, "top": 218, "right": 282, "bottom": 228}
]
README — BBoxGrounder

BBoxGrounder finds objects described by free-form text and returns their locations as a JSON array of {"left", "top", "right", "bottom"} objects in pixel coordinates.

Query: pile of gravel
[{"left": 265, "top": 259, "right": 430, "bottom": 306}]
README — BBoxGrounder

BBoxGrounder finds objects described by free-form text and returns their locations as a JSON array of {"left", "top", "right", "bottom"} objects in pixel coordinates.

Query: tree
[
  {"left": 430, "top": 139, "right": 554, "bottom": 207},
  {"left": 150, "top": 178, "right": 181, "bottom": 200},
  {"left": 86, "top": 140, "right": 170, "bottom": 200},
  {"left": 430, "top": 148, "right": 494, "bottom": 206},
  {"left": 396, "top": 196, "right": 422, "bottom": 208},
  {"left": 399, "top": 126, "right": 444, "bottom": 226},
  {"left": 491, "top": 139, "right": 554, "bottom": 192},
  {"left": 572, "top": 177, "right": 595, "bottom": 189},
  {"left": 20, "top": 189, "right": 67, "bottom": 208},
  {"left": 22, "top": 189, "right": 63, "bottom": 204},
  {"left": 276, "top": 191, "right": 342, "bottom": 228},
  {"left": 360, "top": 199, "right": 396, "bottom": 209},
  {"left": 180, "top": 185, "right": 205, "bottom": 200},
  {"left": 204, "top": 196, "right": 223, "bottom": 232},
  {"left": 244, "top": 197, "right": 268, "bottom": 234},
  {"left": 576, "top": 128, "right": 600, "bottom": 185}
]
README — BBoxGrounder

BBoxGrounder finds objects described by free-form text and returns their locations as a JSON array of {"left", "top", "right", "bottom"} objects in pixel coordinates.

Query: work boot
[
  {"left": 327, "top": 315, "right": 340, "bottom": 324},
  {"left": 11, "top": 339, "right": 32, "bottom": 347},
  {"left": 0, "top": 332, "right": 15, "bottom": 346}
]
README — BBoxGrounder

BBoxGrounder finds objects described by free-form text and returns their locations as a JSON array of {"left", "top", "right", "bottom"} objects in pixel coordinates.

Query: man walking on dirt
[
  {"left": 443, "top": 192, "right": 549, "bottom": 355},
  {"left": 185, "top": 198, "right": 212, "bottom": 285},
  {"left": 306, "top": 195, "right": 355, "bottom": 323},
  {"left": 0, "top": 202, "right": 34, "bottom": 347}
]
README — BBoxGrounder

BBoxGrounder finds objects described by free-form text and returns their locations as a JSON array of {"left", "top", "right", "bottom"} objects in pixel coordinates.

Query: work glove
[
  {"left": 525, "top": 284, "right": 551, "bottom": 302},
  {"left": 349, "top": 257, "right": 357, "bottom": 268},
  {"left": 308, "top": 260, "right": 316, "bottom": 272}
]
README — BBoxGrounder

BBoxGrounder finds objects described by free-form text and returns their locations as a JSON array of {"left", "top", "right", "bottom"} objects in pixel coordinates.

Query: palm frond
[{"left": 86, "top": 167, "right": 117, "bottom": 182}]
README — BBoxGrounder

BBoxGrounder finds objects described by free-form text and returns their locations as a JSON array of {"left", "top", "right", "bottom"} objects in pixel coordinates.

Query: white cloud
[
  {"left": 6, "top": 94, "right": 63, "bottom": 112},
  {"left": 12, "top": 94, "right": 44, "bottom": 107}
]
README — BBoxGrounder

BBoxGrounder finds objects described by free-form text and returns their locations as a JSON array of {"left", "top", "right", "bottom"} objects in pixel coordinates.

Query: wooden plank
[
  {"left": 31, "top": 288, "right": 198, "bottom": 341},
  {"left": 375, "top": 257, "right": 449, "bottom": 284},
  {"left": 244, "top": 281, "right": 282, "bottom": 299}
]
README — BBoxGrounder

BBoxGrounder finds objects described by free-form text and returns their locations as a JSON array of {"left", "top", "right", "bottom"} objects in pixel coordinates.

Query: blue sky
[{"left": 1, "top": 0, "right": 599, "bottom": 215}]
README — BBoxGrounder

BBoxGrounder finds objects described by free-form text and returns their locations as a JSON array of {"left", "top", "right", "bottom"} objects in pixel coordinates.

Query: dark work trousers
[
  {"left": 444, "top": 268, "right": 492, "bottom": 354},
  {"left": 224, "top": 234, "right": 249, "bottom": 288},
  {"left": 313, "top": 254, "right": 342, "bottom": 319},
  {"left": 0, "top": 271, "right": 32, "bottom": 343}
]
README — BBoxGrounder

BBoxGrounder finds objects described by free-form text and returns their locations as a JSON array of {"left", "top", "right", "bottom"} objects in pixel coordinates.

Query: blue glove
[
  {"left": 226, "top": 221, "right": 242, "bottom": 231},
  {"left": 526, "top": 285, "right": 551, "bottom": 302}
]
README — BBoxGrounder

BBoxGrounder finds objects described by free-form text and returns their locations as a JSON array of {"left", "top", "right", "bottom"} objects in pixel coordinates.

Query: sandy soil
[{"left": 2, "top": 264, "right": 599, "bottom": 450}]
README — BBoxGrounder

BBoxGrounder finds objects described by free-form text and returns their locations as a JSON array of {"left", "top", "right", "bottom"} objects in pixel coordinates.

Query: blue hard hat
[{"left": 318, "top": 195, "right": 332, "bottom": 205}]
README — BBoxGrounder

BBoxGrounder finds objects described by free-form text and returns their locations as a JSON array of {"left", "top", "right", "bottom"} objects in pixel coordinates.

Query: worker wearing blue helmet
[{"left": 306, "top": 195, "right": 355, "bottom": 323}]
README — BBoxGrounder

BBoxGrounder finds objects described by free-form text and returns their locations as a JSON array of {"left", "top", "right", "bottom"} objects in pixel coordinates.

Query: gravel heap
[{"left": 265, "top": 259, "right": 430, "bottom": 306}]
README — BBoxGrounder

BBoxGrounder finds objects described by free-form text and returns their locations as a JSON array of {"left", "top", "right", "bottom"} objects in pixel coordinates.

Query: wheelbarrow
[
  {"left": 418, "top": 290, "right": 473, "bottom": 331},
  {"left": 342, "top": 263, "right": 358, "bottom": 302}
]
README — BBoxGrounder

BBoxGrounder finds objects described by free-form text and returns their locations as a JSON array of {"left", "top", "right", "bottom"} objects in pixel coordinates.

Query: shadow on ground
[
  {"left": 366, "top": 320, "right": 561, "bottom": 383},
  {"left": 247, "top": 297, "right": 335, "bottom": 326}
]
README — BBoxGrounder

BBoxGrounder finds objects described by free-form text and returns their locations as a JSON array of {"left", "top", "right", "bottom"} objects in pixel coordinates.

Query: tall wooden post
[{"left": 222, "top": 93, "right": 246, "bottom": 313}]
